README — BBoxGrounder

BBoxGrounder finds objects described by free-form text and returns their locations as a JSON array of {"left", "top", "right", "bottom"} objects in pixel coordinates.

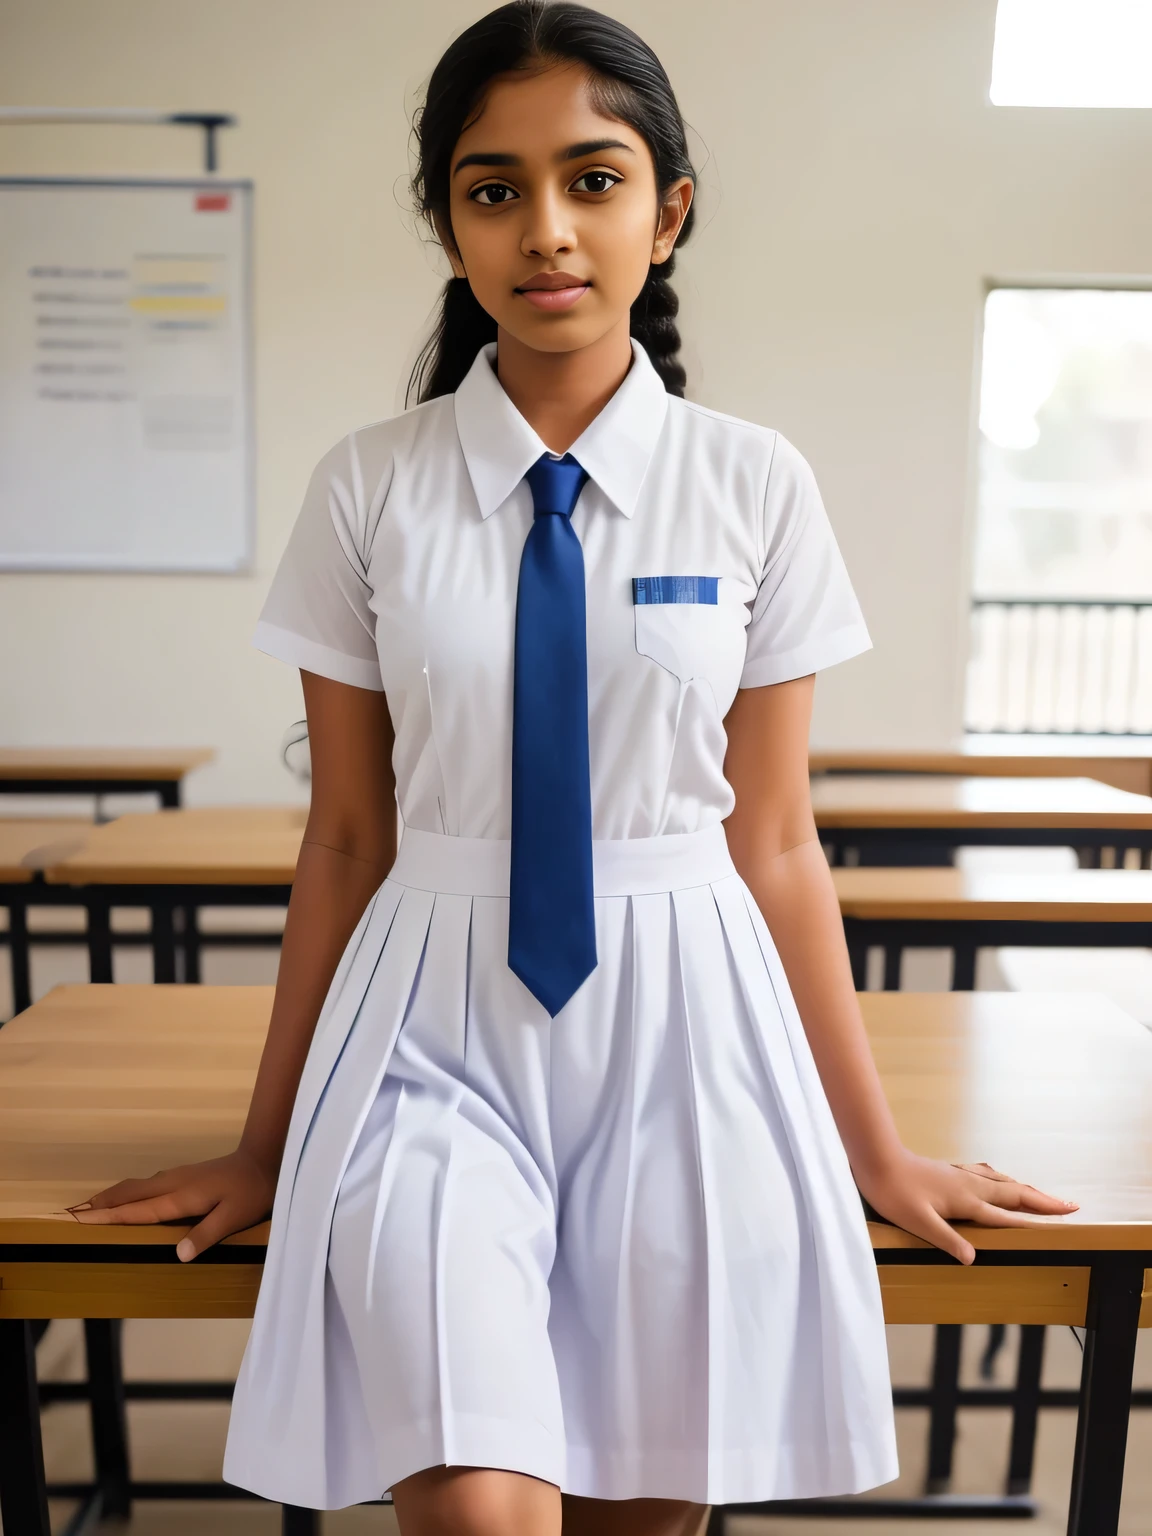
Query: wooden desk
[
  {"left": 810, "top": 736, "right": 1152, "bottom": 796},
  {"left": 35, "top": 812, "right": 1152, "bottom": 998},
  {"left": 0, "top": 819, "right": 91, "bottom": 884},
  {"left": 834, "top": 865, "right": 1152, "bottom": 988},
  {"left": 0, "top": 986, "right": 1150, "bottom": 1533},
  {"left": 44, "top": 807, "right": 304, "bottom": 985},
  {"left": 812, "top": 773, "right": 1152, "bottom": 866},
  {"left": 0, "top": 748, "right": 215, "bottom": 813},
  {"left": 0, "top": 819, "right": 93, "bottom": 1018}
]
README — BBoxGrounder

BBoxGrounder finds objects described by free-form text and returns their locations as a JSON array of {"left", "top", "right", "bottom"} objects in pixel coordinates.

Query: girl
[{"left": 69, "top": 5, "right": 1075, "bottom": 1532}]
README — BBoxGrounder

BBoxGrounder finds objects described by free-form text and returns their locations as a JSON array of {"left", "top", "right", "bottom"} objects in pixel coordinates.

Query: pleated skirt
[{"left": 221, "top": 824, "right": 898, "bottom": 1509}]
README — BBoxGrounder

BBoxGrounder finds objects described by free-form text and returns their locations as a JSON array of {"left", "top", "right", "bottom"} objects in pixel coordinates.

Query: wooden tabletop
[
  {"left": 1, "top": 985, "right": 1150, "bottom": 1252},
  {"left": 833, "top": 866, "right": 1152, "bottom": 921},
  {"left": 0, "top": 819, "right": 93, "bottom": 883},
  {"left": 45, "top": 806, "right": 306, "bottom": 886},
  {"left": 811, "top": 738, "right": 1152, "bottom": 796},
  {"left": 811, "top": 774, "right": 1152, "bottom": 829},
  {"left": 0, "top": 747, "right": 215, "bottom": 782},
  {"left": 34, "top": 809, "right": 1152, "bottom": 912}
]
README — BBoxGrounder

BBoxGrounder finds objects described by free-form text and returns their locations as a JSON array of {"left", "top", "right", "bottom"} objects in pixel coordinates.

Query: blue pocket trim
[{"left": 632, "top": 576, "right": 718, "bottom": 605}]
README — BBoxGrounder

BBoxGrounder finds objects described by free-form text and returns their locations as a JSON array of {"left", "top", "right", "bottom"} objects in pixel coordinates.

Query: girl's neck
[{"left": 494, "top": 318, "right": 633, "bottom": 455}]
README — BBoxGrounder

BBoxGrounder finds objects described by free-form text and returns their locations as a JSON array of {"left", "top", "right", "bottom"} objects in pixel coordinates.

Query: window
[
  {"left": 966, "top": 287, "right": 1152, "bottom": 734},
  {"left": 991, "top": 0, "right": 1152, "bottom": 109}
]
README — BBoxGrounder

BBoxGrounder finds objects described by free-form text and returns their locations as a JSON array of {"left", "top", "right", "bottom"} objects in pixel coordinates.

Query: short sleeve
[
  {"left": 252, "top": 438, "right": 385, "bottom": 692},
  {"left": 739, "top": 433, "right": 872, "bottom": 689}
]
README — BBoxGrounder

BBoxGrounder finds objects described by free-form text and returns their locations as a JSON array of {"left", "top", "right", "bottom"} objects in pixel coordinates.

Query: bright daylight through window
[
  {"left": 991, "top": 0, "right": 1152, "bottom": 108},
  {"left": 967, "top": 289, "right": 1152, "bottom": 734}
]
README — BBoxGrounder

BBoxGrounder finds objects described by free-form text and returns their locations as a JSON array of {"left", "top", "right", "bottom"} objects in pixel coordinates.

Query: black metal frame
[
  {"left": 843, "top": 915, "right": 1152, "bottom": 993},
  {"left": 2, "top": 1245, "right": 1147, "bottom": 1536},
  {"left": 0, "top": 778, "right": 183, "bottom": 809},
  {"left": 0, "top": 880, "right": 291, "bottom": 1018}
]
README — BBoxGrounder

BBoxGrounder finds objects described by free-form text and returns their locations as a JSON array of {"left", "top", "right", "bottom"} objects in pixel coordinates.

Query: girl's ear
[
  {"left": 651, "top": 176, "right": 694, "bottom": 266},
  {"left": 432, "top": 213, "right": 468, "bottom": 280}
]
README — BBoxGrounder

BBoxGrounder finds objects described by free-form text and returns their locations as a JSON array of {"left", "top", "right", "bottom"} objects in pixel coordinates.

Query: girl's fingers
[
  {"left": 70, "top": 1189, "right": 215, "bottom": 1226},
  {"left": 967, "top": 1201, "right": 1063, "bottom": 1230},
  {"left": 69, "top": 1172, "right": 185, "bottom": 1211},
  {"left": 176, "top": 1203, "right": 261, "bottom": 1263},
  {"left": 901, "top": 1204, "right": 975, "bottom": 1265},
  {"left": 967, "top": 1177, "right": 1077, "bottom": 1215},
  {"left": 1003, "top": 1184, "right": 1077, "bottom": 1214}
]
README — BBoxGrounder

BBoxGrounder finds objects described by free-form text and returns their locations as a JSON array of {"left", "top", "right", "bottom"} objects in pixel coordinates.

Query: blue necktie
[{"left": 509, "top": 451, "right": 597, "bottom": 1017}]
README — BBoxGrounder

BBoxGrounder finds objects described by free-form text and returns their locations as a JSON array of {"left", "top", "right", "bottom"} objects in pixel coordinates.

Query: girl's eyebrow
[{"left": 452, "top": 138, "right": 635, "bottom": 175}]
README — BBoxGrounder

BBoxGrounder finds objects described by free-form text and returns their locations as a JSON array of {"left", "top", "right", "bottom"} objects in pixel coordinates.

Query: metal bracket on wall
[{"left": 0, "top": 108, "right": 236, "bottom": 172}]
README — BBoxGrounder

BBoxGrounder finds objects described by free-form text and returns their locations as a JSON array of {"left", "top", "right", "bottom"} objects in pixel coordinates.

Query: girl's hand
[
  {"left": 856, "top": 1149, "right": 1079, "bottom": 1265},
  {"left": 62, "top": 1147, "right": 278, "bottom": 1263}
]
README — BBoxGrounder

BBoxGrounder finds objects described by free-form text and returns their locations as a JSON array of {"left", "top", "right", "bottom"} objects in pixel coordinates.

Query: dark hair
[{"left": 407, "top": 0, "right": 696, "bottom": 405}]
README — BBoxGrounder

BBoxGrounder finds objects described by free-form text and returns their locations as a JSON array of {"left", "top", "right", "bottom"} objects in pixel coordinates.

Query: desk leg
[
  {"left": 847, "top": 940, "right": 869, "bottom": 990},
  {"left": 84, "top": 1319, "right": 131, "bottom": 1519},
  {"left": 980, "top": 1321, "right": 1007, "bottom": 1379},
  {"left": 87, "top": 896, "right": 114, "bottom": 984},
  {"left": 152, "top": 900, "right": 177, "bottom": 984},
  {"left": 925, "top": 1323, "right": 962, "bottom": 1493},
  {"left": 181, "top": 905, "right": 202, "bottom": 984},
  {"left": 283, "top": 1506, "right": 321, "bottom": 1534},
  {"left": 1007, "top": 1324, "right": 1045, "bottom": 1495},
  {"left": 9, "top": 896, "right": 31, "bottom": 1016},
  {"left": 950, "top": 942, "right": 977, "bottom": 991},
  {"left": 882, "top": 945, "right": 902, "bottom": 990},
  {"left": 1066, "top": 1258, "right": 1143, "bottom": 1536},
  {"left": 0, "top": 1319, "right": 52, "bottom": 1536}
]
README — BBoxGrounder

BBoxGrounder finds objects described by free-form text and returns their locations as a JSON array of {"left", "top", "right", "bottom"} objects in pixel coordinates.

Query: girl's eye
[
  {"left": 470, "top": 182, "right": 519, "bottom": 206},
  {"left": 571, "top": 170, "right": 622, "bottom": 195}
]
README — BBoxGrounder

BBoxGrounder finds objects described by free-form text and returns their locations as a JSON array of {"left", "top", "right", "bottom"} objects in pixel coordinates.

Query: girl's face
[{"left": 438, "top": 63, "right": 692, "bottom": 356}]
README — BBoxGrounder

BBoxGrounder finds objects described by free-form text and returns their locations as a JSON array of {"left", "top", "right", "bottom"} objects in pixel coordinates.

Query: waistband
[{"left": 388, "top": 824, "right": 736, "bottom": 898}]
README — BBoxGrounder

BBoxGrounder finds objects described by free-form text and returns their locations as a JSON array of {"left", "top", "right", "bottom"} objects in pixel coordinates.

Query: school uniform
[{"left": 221, "top": 337, "right": 898, "bottom": 1508}]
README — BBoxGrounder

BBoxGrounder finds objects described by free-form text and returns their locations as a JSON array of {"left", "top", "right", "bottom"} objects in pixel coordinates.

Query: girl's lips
[{"left": 517, "top": 284, "right": 590, "bottom": 312}]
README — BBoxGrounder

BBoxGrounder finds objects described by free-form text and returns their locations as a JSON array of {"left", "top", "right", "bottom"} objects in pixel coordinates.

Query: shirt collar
[{"left": 453, "top": 337, "right": 669, "bottom": 520}]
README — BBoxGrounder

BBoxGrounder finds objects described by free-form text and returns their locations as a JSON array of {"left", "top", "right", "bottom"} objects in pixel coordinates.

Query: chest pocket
[{"left": 633, "top": 575, "right": 730, "bottom": 686}]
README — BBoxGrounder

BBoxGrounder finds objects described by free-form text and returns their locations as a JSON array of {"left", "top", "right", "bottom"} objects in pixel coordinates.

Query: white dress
[{"left": 221, "top": 339, "right": 898, "bottom": 1508}]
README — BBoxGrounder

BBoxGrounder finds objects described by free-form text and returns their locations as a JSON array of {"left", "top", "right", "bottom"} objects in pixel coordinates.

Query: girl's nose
[{"left": 520, "top": 189, "right": 575, "bottom": 260}]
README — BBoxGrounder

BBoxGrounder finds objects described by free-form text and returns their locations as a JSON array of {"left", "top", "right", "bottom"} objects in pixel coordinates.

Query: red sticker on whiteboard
[{"left": 195, "top": 193, "right": 231, "bottom": 212}]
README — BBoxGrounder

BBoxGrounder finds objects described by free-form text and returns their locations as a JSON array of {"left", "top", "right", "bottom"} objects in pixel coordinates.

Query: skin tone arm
[
  {"left": 723, "top": 674, "right": 1077, "bottom": 1265},
  {"left": 67, "top": 671, "right": 397, "bottom": 1260}
]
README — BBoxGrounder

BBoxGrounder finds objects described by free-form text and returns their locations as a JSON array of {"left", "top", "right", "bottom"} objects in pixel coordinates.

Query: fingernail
[
  {"left": 66, "top": 1202, "right": 92, "bottom": 1212},
  {"left": 176, "top": 1238, "right": 195, "bottom": 1262},
  {"left": 1064, "top": 1201, "right": 1078, "bottom": 1209}
]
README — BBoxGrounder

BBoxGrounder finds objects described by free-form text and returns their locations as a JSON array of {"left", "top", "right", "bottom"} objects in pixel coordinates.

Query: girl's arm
[
  {"left": 237, "top": 671, "right": 397, "bottom": 1176},
  {"left": 722, "top": 675, "right": 1076, "bottom": 1265},
  {"left": 68, "top": 671, "right": 397, "bottom": 1260}
]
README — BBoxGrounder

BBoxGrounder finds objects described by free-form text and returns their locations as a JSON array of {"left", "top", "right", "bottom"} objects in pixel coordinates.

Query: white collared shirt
[{"left": 254, "top": 339, "right": 871, "bottom": 838}]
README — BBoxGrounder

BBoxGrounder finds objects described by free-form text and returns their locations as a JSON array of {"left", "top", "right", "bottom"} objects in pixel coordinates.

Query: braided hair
[{"left": 407, "top": 1, "right": 696, "bottom": 403}]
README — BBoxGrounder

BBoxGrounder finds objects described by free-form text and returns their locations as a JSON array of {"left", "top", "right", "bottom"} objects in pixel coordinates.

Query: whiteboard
[{"left": 0, "top": 177, "right": 254, "bottom": 571}]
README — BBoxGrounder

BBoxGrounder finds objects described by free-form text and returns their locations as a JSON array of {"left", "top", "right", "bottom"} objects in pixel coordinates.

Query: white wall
[{"left": 2, "top": 0, "right": 1150, "bottom": 803}]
